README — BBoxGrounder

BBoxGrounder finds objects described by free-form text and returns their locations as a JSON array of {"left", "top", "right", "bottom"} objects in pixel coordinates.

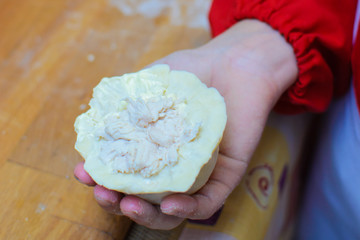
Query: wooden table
[{"left": 0, "top": 0, "right": 211, "bottom": 239}]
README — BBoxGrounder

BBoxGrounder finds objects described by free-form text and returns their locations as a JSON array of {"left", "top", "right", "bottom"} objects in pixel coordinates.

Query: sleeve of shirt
[{"left": 209, "top": 0, "right": 357, "bottom": 114}]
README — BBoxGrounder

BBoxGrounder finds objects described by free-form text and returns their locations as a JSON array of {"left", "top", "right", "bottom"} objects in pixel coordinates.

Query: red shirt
[{"left": 209, "top": 0, "right": 359, "bottom": 114}]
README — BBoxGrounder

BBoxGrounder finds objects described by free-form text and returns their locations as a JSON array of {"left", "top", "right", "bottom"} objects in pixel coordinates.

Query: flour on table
[{"left": 109, "top": 0, "right": 211, "bottom": 29}]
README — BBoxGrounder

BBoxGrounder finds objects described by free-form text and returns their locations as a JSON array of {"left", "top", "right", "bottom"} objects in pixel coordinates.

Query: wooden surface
[{"left": 0, "top": 0, "right": 211, "bottom": 239}]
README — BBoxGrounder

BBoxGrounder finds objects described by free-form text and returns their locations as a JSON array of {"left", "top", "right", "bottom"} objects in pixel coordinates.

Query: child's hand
[{"left": 74, "top": 19, "right": 297, "bottom": 230}]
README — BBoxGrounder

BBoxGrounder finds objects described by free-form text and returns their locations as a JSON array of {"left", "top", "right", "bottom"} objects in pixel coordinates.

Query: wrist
[{"left": 200, "top": 19, "right": 298, "bottom": 107}]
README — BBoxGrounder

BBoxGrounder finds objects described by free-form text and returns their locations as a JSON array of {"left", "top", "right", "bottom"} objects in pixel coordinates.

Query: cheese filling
[{"left": 96, "top": 96, "right": 200, "bottom": 177}]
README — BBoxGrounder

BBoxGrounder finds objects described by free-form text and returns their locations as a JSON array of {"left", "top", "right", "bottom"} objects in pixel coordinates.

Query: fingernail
[
  {"left": 74, "top": 174, "right": 94, "bottom": 187},
  {"left": 74, "top": 175, "right": 80, "bottom": 182},
  {"left": 94, "top": 195, "right": 113, "bottom": 207},
  {"left": 94, "top": 194, "right": 114, "bottom": 207},
  {"left": 161, "top": 205, "right": 175, "bottom": 214},
  {"left": 127, "top": 200, "right": 142, "bottom": 215},
  {"left": 131, "top": 209, "right": 139, "bottom": 215}
]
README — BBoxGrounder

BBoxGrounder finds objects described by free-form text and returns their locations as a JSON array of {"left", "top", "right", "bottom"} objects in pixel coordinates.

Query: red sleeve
[
  {"left": 209, "top": 0, "right": 357, "bottom": 114},
  {"left": 353, "top": 27, "right": 360, "bottom": 112}
]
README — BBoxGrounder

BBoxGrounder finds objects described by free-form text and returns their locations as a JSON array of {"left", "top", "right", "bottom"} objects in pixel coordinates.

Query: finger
[
  {"left": 120, "top": 195, "right": 184, "bottom": 230},
  {"left": 161, "top": 154, "right": 247, "bottom": 219},
  {"left": 144, "top": 51, "right": 212, "bottom": 86},
  {"left": 145, "top": 58, "right": 166, "bottom": 68},
  {"left": 94, "top": 185, "right": 123, "bottom": 215},
  {"left": 74, "top": 162, "right": 96, "bottom": 186}
]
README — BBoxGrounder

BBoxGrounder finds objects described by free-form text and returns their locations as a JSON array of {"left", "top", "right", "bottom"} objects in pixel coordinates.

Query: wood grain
[{"left": 0, "top": 0, "right": 211, "bottom": 239}]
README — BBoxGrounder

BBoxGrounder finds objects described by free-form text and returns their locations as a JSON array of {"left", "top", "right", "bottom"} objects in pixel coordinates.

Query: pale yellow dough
[{"left": 74, "top": 64, "right": 227, "bottom": 204}]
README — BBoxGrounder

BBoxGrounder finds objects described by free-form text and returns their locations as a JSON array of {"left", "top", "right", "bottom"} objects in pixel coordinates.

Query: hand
[{"left": 74, "top": 19, "right": 298, "bottom": 229}]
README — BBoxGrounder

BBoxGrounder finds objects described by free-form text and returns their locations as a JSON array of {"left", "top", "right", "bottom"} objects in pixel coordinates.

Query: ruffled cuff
[{"left": 209, "top": 0, "right": 354, "bottom": 114}]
